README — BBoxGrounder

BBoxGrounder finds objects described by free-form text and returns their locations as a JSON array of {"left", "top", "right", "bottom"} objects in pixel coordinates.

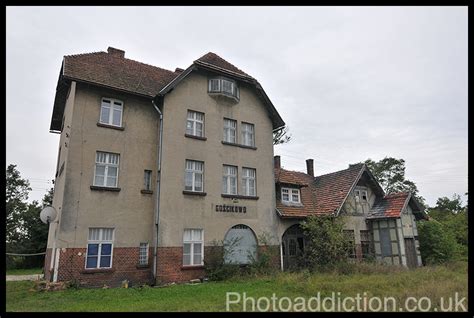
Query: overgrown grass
[
  {"left": 6, "top": 268, "right": 43, "bottom": 276},
  {"left": 6, "top": 261, "right": 467, "bottom": 312}
]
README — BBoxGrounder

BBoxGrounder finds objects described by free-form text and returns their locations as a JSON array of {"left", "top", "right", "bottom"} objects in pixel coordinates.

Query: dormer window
[
  {"left": 354, "top": 189, "right": 368, "bottom": 202},
  {"left": 281, "top": 187, "right": 301, "bottom": 204},
  {"left": 208, "top": 77, "right": 239, "bottom": 101}
]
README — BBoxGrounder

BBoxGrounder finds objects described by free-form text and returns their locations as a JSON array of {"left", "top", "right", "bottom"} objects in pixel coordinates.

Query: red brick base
[{"left": 156, "top": 247, "right": 206, "bottom": 284}]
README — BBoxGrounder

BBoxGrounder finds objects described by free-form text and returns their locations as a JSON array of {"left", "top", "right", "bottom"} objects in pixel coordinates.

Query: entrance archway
[
  {"left": 224, "top": 224, "right": 257, "bottom": 264},
  {"left": 282, "top": 224, "right": 305, "bottom": 270}
]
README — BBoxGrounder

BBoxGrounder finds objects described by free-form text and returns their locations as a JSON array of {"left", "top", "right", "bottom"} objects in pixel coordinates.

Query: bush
[
  {"left": 300, "top": 215, "right": 353, "bottom": 271},
  {"left": 204, "top": 239, "right": 241, "bottom": 281},
  {"left": 418, "top": 220, "right": 458, "bottom": 265}
]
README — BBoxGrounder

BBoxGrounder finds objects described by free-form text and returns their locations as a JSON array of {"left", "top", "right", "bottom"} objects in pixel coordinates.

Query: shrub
[
  {"left": 204, "top": 238, "right": 241, "bottom": 281},
  {"left": 418, "top": 220, "right": 458, "bottom": 264},
  {"left": 248, "top": 232, "right": 279, "bottom": 276}
]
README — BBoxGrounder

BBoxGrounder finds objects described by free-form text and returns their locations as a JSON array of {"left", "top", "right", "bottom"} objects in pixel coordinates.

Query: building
[
  {"left": 45, "top": 47, "right": 285, "bottom": 287},
  {"left": 273, "top": 156, "right": 427, "bottom": 270}
]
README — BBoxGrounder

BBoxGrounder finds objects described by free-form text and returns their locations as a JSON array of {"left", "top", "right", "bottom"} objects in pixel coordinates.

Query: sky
[{"left": 6, "top": 6, "right": 468, "bottom": 207}]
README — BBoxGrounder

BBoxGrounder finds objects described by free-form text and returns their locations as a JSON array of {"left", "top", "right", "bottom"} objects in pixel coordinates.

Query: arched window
[{"left": 223, "top": 224, "right": 257, "bottom": 264}]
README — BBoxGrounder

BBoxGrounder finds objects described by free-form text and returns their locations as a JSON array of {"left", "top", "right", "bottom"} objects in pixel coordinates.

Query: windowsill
[
  {"left": 221, "top": 194, "right": 259, "bottom": 200},
  {"left": 136, "top": 264, "right": 150, "bottom": 269},
  {"left": 141, "top": 189, "right": 153, "bottom": 194},
  {"left": 221, "top": 141, "right": 257, "bottom": 150},
  {"left": 183, "top": 190, "right": 207, "bottom": 196},
  {"left": 90, "top": 185, "right": 121, "bottom": 192},
  {"left": 181, "top": 265, "right": 205, "bottom": 270},
  {"left": 281, "top": 201, "right": 303, "bottom": 207},
  {"left": 81, "top": 268, "right": 115, "bottom": 274},
  {"left": 97, "top": 122, "right": 125, "bottom": 131},
  {"left": 208, "top": 92, "right": 239, "bottom": 103},
  {"left": 185, "top": 134, "right": 207, "bottom": 141}
]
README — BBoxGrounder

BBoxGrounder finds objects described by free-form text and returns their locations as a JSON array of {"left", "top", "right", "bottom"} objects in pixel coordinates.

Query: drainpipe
[{"left": 151, "top": 97, "right": 164, "bottom": 281}]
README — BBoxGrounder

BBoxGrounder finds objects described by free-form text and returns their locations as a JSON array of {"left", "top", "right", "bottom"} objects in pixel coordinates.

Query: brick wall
[
  {"left": 56, "top": 247, "right": 154, "bottom": 288},
  {"left": 155, "top": 247, "right": 206, "bottom": 284}
]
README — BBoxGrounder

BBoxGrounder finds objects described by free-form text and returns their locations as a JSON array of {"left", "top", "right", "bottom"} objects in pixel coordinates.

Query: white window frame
[
  {"left": 144, "top": 170, "right": 152, "bottom": 191},
  {"left": 99, "top": 98, "right": 123, "bottom": 127},
  {"left": 183, "top": 229, "right": 204, "bottom": 266},
  {"left": 354, "top": 189, "right": 368, "bottom": 202},
  {"left": 281, "top": 187, "right": 301, "bottom": 204},
  {"left": 186, "top": 110, "right": 205, "bottom": 137},
  {"left": 93, "top": 152, "right": 120, "bottom": 188},
  {"left": 139, "top": 242, "right": 149, "bottom": 266},
  {"left": 223, "top": 118, "right": 237, "bottom": 143},
  {"left": 222, "top": 165, "right": 237, "bottom": 195},
  {"left": 208, "top": 77, "right": 239, "bottom": 100},
  {"left": 241, "top": 122, "right": 255, "bottom": 147},
  {"left": 242, "top": 168, "right": 256, "bottom": 196},
  {"left": 184, "top": 160, "right": 204, "bottom": 192},
  {"left": 85, "top": 228, "right": 114, "bottom": 269}
]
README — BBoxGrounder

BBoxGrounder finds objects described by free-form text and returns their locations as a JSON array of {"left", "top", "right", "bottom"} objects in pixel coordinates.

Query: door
[
  {"left": 404, "top": 238, "right": 417, "bottom": 268},
  {"left": 282, "top": 224, "right": 305, "bottom": 270}
]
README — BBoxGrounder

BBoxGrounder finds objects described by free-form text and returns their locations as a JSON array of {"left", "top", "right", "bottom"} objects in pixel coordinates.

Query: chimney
[
  {"left": 175, "top": 67, "right": 184, "bottom": 73},
  {"left": 306, "top": 159, "right": 314, "bottom": 177},
  {"left": 107, "top": 47, "right": 125, "bottom": 58},
  {"left": 274, "top": 155, "right": 281, "bottom": 169}
]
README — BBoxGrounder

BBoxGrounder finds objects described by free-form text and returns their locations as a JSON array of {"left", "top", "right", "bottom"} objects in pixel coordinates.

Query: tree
[
  {"left": 417, "top": 220, "right": 458, "bottom": 264},
  {"left": 435, "top": 193, "right": 463, "bottom": 214},
  {"left": 300, "top": 215, "right": 353, "bottom": 270},
  {"left": 273, "top": 126, "right": 292, "bottom": 145},
  {"left": 363, "top": 157, "right": 426, "bottom": 207},
  {"left": 6, "top": 164, "right": 31, "bottom": 246}
]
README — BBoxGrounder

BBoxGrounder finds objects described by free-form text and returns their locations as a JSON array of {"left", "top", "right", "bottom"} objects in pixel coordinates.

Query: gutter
[{"left": 151, "top": 97, "right": 164, "bottom": 281}]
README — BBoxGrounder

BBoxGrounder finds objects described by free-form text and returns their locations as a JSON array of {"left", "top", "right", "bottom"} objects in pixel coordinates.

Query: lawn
[
  {"left": 6, "top": 268, "right": 43, "bottom": 276},
  {"left": 6, "top": 262, "right": 467, "bottom": 312}
]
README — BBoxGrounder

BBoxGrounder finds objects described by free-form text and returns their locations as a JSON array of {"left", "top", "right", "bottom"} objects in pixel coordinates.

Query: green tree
[
  {"left": 363, "top": 157, "right": 426, "bottom": 207},
  {"left": 417, "top": 220, "right": 458, "bottom": 264},
  {"left": 273, "top": 126, "right": 292, "bottom": 145},
  {"left": 435, "top": 193, "right": 463, "bottom": 213},
  {"left": 6, "top": 164, "right": 31, "bottom": 246},
  {"left": 300, "top": 215, "right": 352, "bottom": 270}
]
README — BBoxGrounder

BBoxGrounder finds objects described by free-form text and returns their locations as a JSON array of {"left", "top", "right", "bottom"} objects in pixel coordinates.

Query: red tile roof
[
  {"left": 194, "top": 52, "right": 252, "bottom": 79},
  {"left": 275, "top": 164, "right": 365, "bottom": 218},
  {"left": 368, "top": 192, "right": 426, "bottom": 219}
]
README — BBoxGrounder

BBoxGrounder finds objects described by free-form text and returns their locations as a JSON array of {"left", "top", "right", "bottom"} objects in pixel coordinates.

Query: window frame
[
  {"left": 143, "top": 170, "right": 152, "bottom": 191},
  {"left": 93, "top": 152, "right": 120, "bottom": 188},
  {"left": 99, "top": 98, "right": 123, "bottom": 127},
  {"left": 354, "top": 188, "right": 368, "bottom": 202},
  {"left": 186, "top": 110, "right": 205, "bottom": 137},
  {"left": 184, "top": 160, "right": 204, "bottom": 192},
  {"left": 223, "top": 118, "right": 237, "bottom": 144},
  {"left": 222, "top": 165, "right": 238, "bottom": 195},
  {"left": 85, "top": 228, "right": 114, "bottom": 269},
  {"left": 281, "top": 187, "right": 301, "bottom": 204},
  {"left": 139, "top": 242, "right": 149, "bottom": 266},
  {"left": 241, "top": 122, "right": 255, "bottom": 147},
  {"left": 208, "top": 77, "right": 239, "bottom": 100},
  {"left": 183, "top": 229, "right": 204, "bottom": 266},
  {"left": 242, "top": 167, "right": 256, "bottom": 196}
]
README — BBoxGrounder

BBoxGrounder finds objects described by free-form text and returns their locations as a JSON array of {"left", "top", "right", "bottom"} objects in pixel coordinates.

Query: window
[
  {"left": 241, "top": 123, "right": 255, "bottom": 147},
  {"left": 144, "top": 170, "right": 152, "bottom": 191},
  {"left": 380, "top": 228, "right": 393, "bottom": 257},
  {"left": 281, "top": 187, "right": 301, "bottom": 203},
  {"left": 139, "top": 242, "right": 149, "bottom": 266},
  {"left": 222, "top": 165, "right": 237, "bottom": 195},
  {"left": 360, "top": 230, "right": 373, "bottom": 259},
  {"left": 343, "top": 230, "right": 356, "bottom": 258},
  {"left": 223, "top": 118, "right": 237, "bottom": 143},
  {"left": 100, "top": 98, "right": 123, "bottom": 127},
  {"left": 186, "top": 110, "right": 204, "bottom": 137},
  {"left": 354, "top": 189, "right": 368, "bottom": 202},
  {"left": 208, "top": 77, "right": 239, "bottom": 100},
  {"left": 86, "top": 228, "right": 114, "bottom": 269},
  {"left": 242, "top": 168, "right": 256, "bottom": 196},
  {"left": 185, "top": 160, "right": 204, "bottom": 192},
  {"left": 183, "top": 229, "right": 203, "bottom": 266},
  {"left": 94, "top": 152, "right": 119, "bottom": 187}
]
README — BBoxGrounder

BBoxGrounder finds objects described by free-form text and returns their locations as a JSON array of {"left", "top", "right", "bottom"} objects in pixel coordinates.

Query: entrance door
[
  {"left": 282, "top": 225, "right": 305, "bottom": 270},
  {"left": 404, "top": 238, "right": 417, "bottom": 268}
]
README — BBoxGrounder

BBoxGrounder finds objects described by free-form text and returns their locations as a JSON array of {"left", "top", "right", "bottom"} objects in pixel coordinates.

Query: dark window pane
[
  {"left": 100, "top": 256, "right": 111, "bottom": 268},
  {"left": 101, "top": 243, "right": 112, "bottom": 255},
  {"left": 380, "top": 228, "right": 392, "bottom": 257},
  {"left": 86, "top": 256, "right": 98, "bottom": 268},
  {"left": 87, "top": 244, "right": 99, "bottom": 256}
]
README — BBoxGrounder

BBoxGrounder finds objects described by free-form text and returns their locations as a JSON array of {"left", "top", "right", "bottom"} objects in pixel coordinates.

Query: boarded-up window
[
  {"left": 360, "top": 230, "right": 373, "bottom": 258},
  {"left": 380, "top": 228, "right": 392, "bottom": 257},
  {"left": 343, "top": 230, "right": 356, "bottom": 258}
]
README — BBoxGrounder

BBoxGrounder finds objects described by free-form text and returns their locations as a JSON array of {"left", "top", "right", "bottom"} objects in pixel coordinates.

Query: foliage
[
  {"left": 362, "top": 157, "right": 426, "bottom": 207},
  {"left": 300, "top": 215, "right": 353, "bottom": 270},
  {"left": 273, "top": 126, "right": 292, "bottom": 145},
  {"left": 204, "top": 238, "right": 241, "bottom": 281},
  {"left": 434, "top": 193, "right": 464, "bottom": 214},
  {"left": 417, "top": 220, "right": 458, "bottom": 264},
  {"left": 247, "top": 232, "right": 279, "bottom": 276}
]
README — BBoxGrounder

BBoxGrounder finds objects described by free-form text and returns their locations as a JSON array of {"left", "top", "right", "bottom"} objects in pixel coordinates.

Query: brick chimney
[
  {"left": 274, "top": 155, "right": 281, "bottom": 169},
  {"left": 306, "top": 159, "right": 314, "bottom": 177},
  {"left": 107, "top": 47, "right": 125, "bottom": 58},
  {"left": 175, "top": 67, "right": 185, "bottom": 73}
]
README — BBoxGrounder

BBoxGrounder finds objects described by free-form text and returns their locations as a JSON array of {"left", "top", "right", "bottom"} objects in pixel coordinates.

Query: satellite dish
[{"left": 40, "top": 206, "right": 57, "bottom": 224}]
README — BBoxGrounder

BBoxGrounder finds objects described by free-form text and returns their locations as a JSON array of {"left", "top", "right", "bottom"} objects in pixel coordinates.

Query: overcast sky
[{"left": 6, "top": 6, "right": 468, "bottom": 207}]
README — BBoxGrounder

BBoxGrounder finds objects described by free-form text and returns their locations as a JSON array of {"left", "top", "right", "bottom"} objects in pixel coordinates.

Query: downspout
[{"left": 152, "top": 97, "right": 163, "bottom": 281}]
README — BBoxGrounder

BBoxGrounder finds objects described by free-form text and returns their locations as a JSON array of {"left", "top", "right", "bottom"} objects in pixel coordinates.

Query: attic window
[
  {"left": 354, "top": 189, "right": 368, "bottom": 202},
  {"left": 281, "top": 187, "right": 301, "bottom": 204},
  {"left": 208, "top": 77, "right": 239, "bottom": 101}
]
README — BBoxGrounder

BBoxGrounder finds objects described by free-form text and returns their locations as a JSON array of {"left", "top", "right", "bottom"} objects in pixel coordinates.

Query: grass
[
  {"left": 6, "top": 261, "right": 467, "bottom": 312},
  {"left": 6, "top": 268, "right": 43, "bottom": 276}
]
